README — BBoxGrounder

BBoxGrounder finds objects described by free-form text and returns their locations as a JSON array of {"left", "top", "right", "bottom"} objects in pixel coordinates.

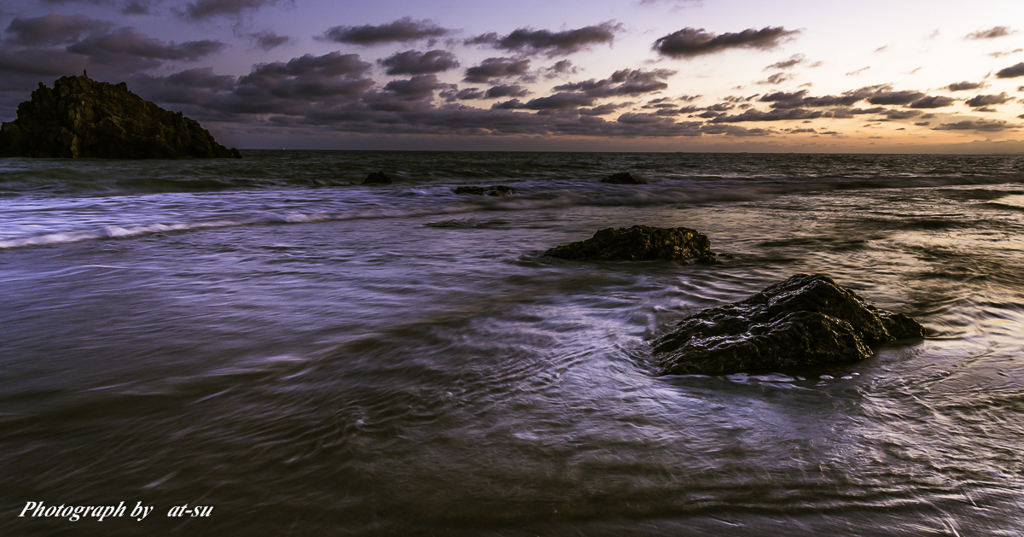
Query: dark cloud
[
  {"left": 934, "top": 119, "right": 1019, "bottom": 132},
  {"left": 710, "top": 107, "right": 823, "bottom": 123},
  {"left": 465, "top": 22, "right": 622, "bottom": 57},
  {"left": 233, "top": 51, "right": 373, "bottom": 109},
  {"left": 945, "top": 81, "right": 984, "bottom": 91},
  {"left": 882, "top": 109, "right": 922, "bottom": 120},
  {"left": 182, "top": 0, "right": 281, "bottom": 20},
  {"left": 248, "top": 31, "right": 289, "bottom": 51},
  {"left": 485, "top": 84, "right": 529, "bottom": 99},
  {"left": 759, "top": 85, "right": 886, "bottom": 109},
  {"left": 463, "top": 57, "right": 531, "bottom": 83},
  {"left": 700, "top": 124, "right": 774, "bottom": 136},
  {"left": 765, "top": 54, "right": 805, "bottom": 70},
  {"left": 128, "top": 68, "right": 236, "bottom": 105},
  {"left": 0, "top": 47, "right": 89, "bottom": 79},
  {"left": 516, "top": 92, "right": 597, "bottom": 110},
  {"left": 379, "top": 50, "right": 459, "bottom": 75},
  {"left": 758, "top": 72, "right": 790, "bottom": 85},
  {"left": 552, "top": 68, "right": 674, "bottom": 97},
  {"left": 543, "top": 59, "right": 579, "bottom": 78},
  {"left": 580, "top": 103, "right": 626, "bottom": 116},
  {"left": 653, "top": 26, "right": 798, "bottom": 58},
  {"left": 322, "top": 17, "right": 449, "bottom": 46},
  {"left": 965, "top": 26, "right": 1015, "bottom": 40},
  {"left": 908, "top": 95, "right": 955, "bottom": 108},
  {"left": 5, "top": 11, "right": 111, "bottom": 46},
  {"left": 382, "top": 74, "right": 442, "bottom": 100},
  {"left": 965, "top": 92, "right": 1012, "bottom": 107},
  {"left": 825, "top": 106, "right": 885, "bottom": 118},
  {"left": 866, "top": 90, "right": 924, "bottom": 105},
  {"left": 846, "top": 66, "right": 869, "bottom": 76},
  {"left": 67, "top": 27, "right": 225, "bottom": 61},
  {"left": 996, "top": 63, "right": 1024, "bottom": 78},
  {"left": 120, "top": 0, "right": 160, "bottom": 15}
]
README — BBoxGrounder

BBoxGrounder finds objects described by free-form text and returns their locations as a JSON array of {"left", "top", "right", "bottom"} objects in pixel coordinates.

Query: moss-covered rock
[{"left": 545, "top": 225, "right": 719, "bottom": 264}]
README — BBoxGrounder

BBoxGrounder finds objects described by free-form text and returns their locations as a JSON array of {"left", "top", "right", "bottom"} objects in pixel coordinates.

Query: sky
[{"left": 2, "top": 0, "right": 1024, "bottom": 152}]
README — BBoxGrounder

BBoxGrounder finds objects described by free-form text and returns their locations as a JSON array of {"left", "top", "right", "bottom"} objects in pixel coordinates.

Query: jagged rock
[
  {"left": 545, "top": 225, "right": 719, "bottom": 264},
  {"left": 601, "top": 172, "right": 646, "bottom": 184},
  {"left": 0, "top": 73, "right": 240, "bottom": 159},
  {"left": 654, "top": 274, "right": 926, "bottom": 375},
  {"left": 453, "top": 185, "right": 516, "bottom": 196},
  {"left": 363, "top": 171, "right": 392, "bottom": 184}
]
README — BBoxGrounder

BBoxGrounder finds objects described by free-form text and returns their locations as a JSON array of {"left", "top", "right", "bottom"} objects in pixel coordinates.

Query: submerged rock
[
  {"left": 363, "top": 171, "right": 392, "bottom": 184},
  {"left": 0, "top": 73, "right": 240, "bottom": 159},
  {"left": 601, "top": 172, "right": 646, "bottom": 184},
  {"left": 545, "top": 225, "right": 719, "bottom": 264},
  {"left": 654, "top": 274, "right": 926, "bottom": 375},
  {"left": 453, "top": 185, "right": 516, "bottom": 196}
]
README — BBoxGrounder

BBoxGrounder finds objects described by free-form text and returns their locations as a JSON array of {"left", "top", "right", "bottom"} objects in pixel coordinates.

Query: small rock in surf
[
  {"left": 544, "top": 225, "right": 719, "bottom": 264},
  {"left": 601, "top": 172, "right": 646, "bottom": 185},
  {"left": 363, "top": 171, "right": 393, "bottom": 184},
  {"left": 453, "top": 185, "right": 516, "bottom": 196}
]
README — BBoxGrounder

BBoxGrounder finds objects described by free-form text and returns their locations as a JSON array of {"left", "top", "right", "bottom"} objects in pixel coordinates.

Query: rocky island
[
  {"left": 654, "top": 274, "right": 926, "bottom": 375},
  {"left": 0, "top": 73, "right": 240, "bottom": 159}
]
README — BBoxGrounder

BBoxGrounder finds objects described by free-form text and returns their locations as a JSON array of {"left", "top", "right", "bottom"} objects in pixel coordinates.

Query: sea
[{"left": 1, "top": 151, "right": 1023, "bottom": 536}]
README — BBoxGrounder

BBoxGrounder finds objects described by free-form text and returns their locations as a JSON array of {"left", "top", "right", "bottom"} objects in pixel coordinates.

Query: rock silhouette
[
  {"left": 0, "top": 73, "right": 240, "bottom": 159},
  {"left": 654, "top": 273, "right": 926, "bottom": 375},
  {"left": 601, "top": 172, "right": 646, "bottom": 184}
]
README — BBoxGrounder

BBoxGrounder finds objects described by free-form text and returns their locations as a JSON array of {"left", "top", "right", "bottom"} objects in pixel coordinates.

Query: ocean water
[{"left": 2, "top": 151, "right": 1023, "bottom": 536}]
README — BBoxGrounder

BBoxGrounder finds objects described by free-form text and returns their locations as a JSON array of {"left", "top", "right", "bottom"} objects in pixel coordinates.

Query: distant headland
[{"left": 0, "top": 72, "right": 240, "bottom": 159}]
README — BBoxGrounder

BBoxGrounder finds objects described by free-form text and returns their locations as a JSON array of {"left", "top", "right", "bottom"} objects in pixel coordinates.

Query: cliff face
[{"left": 0, "top": 74, "right": 241, "bottom": 159}]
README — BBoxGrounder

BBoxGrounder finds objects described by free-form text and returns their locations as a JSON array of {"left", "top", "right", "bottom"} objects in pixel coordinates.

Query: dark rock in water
[
  {"left": 601, "top": 172, "right": 646, "bottom": 184},
  {"left": 453, "top": 185, "right": 516, "bottom": 196},
  {"left": 654, "top": 274, "right": 926, "bottom": 376},
  {"left": 0, "top": 73, "right": 240, "bottom": 159},
  {"left": 545, "top": 225, "right": 719, "bottom": 264},
  {"left": 363, "top": 171, "right": 392, "bottom": 184},
  {"left": 486, "top": 185, "right": 516, "bottom": 196}
]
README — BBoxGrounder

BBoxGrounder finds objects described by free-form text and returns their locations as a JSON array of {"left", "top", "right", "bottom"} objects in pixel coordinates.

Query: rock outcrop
[
  {"left": 601, "top": 172, "right": 646, "bottom": 185},
  {"left": 0, "top": 73, "right": 240, "bottom": 159},
  {"left": 453, "top": 185, "right": 516, "bottom": 196},
  {"left": 545, "top": 225, "right": 719, "bottom": 264},
  {"left": 654, "top": 274, "right": 926, "bottom": 375},
  {"left": 363, "top": 171, "right": 393, "bottom": 184}
]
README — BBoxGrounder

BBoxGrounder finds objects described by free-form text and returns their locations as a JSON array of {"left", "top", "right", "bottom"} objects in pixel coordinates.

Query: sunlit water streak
[{"left": 1, "top": 152, "right": 1024, "bottom": 535}]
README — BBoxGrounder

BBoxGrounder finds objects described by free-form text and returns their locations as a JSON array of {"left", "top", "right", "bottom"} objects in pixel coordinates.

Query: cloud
[
  {"left": 543, "top": 59, "right": 578, "bottom": 78},
  {"left": 965, "top": 92, "right": 1012, "bottom": 107},
  {"left": 181, "top": 0, "right": 282, "bottom": 20},
  {"left": 485, "top": 84, "right": 529, "bottom": 99},
  {"left": 379, "top": 50, "right": 459, "bottom": 75},
  {"left": 67, "top": 27, "right": 225, "bottom": 61},
  {"left": 765, "top": 54, "right": 805, "bottom": 70},
  {"left": 552, "top": 68, "right": 674, "bottom": 97},
  {"left": 758, "top": 72, "right": 790, "bottom": 85},
  {"left": 934, "top": 119, "right": 1019, "bottom": 132},
  {"left": 700, "top": 124, "right": 774, "bottom": 136},
  {"left": 232, "top": 51, "right": 373, "bottom": 109},
  {"left": 248, "top": 30, "right": 289, "bottom": 51},
  {"left": 653, "top": 26, "right": 798, "bottom": 58},
  {"left": 908, "top": 96, "right": 955, "bottom": 108},
  {"left": 883, "top": 109, "right": 922, "bottom": 120},
  {"left": 498, "top": 92, "right": 598, "bottom": 110},
  {"left": 321, "top": 17, "right": 449, "bottom": 46},
  {"left": 463, "top": 57, "right": 531, "bottom": 83},
  {"left": 710, "top": 107, "right": 823, "bottom": 123},
  {"left": 381, "top": 74, "right": 443, "bottom": 100},
  {"left": 965, "top": 26, "right": 1015, "bottom": 40},
  {"left": 996, "top": 62, "right": 1024, "bottom": 78},
  {"left": 989, "top": 49, "right": 1023, "bottom": 58},
  {"left": 759, "top": 85, "right": 888, "bottom": 109},
  {"left": 866, "top": 89, "right": 924, "bottom": 105},
  {"left": 465, "top": 22, "right": 622, "bottom": 57},
  {"left": 4, "top": 11, "right": 111, "bottom": 46},
  {"left": 945, "top": 81, "right": 984, "bottom": 91}
]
